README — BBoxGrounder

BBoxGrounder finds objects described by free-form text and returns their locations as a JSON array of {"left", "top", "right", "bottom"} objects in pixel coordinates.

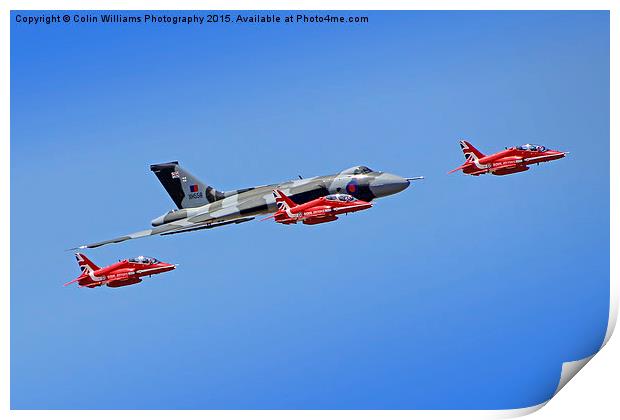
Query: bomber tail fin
[
  {"left": 150, "top": 161, "right": 224, "bottom": 209},
  {"left": 75, "top": 253, "right": 99, "bottom": 274},
  {"left": 273, "top": 189, "right": 296, "bottom": 212},
  {"left": 459, "top": 140, "right": 485, "bottom": 162}
]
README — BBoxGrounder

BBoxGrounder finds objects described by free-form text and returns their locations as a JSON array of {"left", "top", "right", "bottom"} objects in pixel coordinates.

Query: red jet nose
[
  {"left": 540, "top": 149, "right": 567, "bottom": 160},
  {"left": 157, "top": 262, "right": 178, "bottom": 271}
]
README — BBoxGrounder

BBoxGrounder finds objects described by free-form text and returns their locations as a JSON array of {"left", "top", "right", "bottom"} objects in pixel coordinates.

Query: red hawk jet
[
  {"left": 449, "top": 140, "right": 567, "bottom": 176},
  {"left": 64, "top": 253, "right": 177, "bottom": 288},
  {"left": 264, "top": 189, "right": 372, "bottom": 225}
]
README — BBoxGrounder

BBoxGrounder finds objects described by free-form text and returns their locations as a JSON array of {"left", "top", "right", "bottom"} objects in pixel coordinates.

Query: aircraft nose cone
[
  {"left": 369, "top": 173, "right": 410, "bottom": 198},
  {"left": 545, "top": 150, "right": 568, "bottom": 160},
  {"left": 157, "top": 262, "right": 177, "bottom": 272},
  {"left": 155, "top": 261, "right": 178, "bottom": 270}
]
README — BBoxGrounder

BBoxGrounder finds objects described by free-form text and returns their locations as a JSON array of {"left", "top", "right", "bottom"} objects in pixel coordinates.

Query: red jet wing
[
  {"left": 63, "top": 278, "right": 82, "bottom": 287},
  {"left": 448, "top": 162, "right": 472, "bottom": 174}
]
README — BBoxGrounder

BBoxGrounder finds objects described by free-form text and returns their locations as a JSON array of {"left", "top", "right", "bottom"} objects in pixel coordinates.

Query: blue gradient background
[{"left": 11, "top": 11, "right": 609, "bottom": 409}]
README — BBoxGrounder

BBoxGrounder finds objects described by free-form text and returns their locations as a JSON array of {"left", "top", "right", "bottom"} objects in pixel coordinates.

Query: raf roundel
[{"left": 346, "top": 180, "right": 358, "bottom": 194}]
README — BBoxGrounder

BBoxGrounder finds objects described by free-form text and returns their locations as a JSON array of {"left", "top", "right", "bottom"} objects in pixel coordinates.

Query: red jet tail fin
[
  {"left": 459, "top": 140, "right": 485, "bottom": 161},
  {"left": 272, "top": 189, "right": 296, "bottom": 212},
  {"left": 75, "top": 253, "right": 100, "bottom": 274}
]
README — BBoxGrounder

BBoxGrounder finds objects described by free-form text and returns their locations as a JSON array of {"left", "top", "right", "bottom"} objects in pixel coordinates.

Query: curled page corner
[
  {"left": 490, "top": 355, "right": 597, "bottom": 419},
  {"left": 550, "top": 307, "right": 615, "bottom": 398},
  {"left": 602, "top": 294, "right": 618, "bottom": 348},
  {"left": 501, "top": 299, "right": 617, "bottom": 417},
  {"left": 554, "top": 355, "right": 595, "bottom": 395},
  {"left": 551, "top": 286, "right": 619, "bottom": 396},
  {"left": 494, "top": 401, "right": 548, "bottom": 418}
]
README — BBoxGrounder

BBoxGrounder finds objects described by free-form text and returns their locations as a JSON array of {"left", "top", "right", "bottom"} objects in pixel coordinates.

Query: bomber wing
[
  {"left": 72, "top": 189, "right": 282, "bottom": 249},
  {"left": 73, "top": 215, "right": 255, "bottom": 249}
]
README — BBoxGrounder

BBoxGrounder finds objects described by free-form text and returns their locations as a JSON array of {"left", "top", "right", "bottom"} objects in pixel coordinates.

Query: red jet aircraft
[
  {"left": 449, "top": 140, "right": 567, "bottom": 176},
  {"left": 64, "top": 253, "right": 177, "bottom": 288},
  {"left": 264, "top": 189, "right": 372, "bottom": 225}
]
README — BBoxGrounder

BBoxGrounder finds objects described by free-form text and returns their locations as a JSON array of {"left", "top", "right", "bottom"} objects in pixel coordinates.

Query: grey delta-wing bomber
[{"left": 75, "top": 162, "right": 423, "bottom": 249}]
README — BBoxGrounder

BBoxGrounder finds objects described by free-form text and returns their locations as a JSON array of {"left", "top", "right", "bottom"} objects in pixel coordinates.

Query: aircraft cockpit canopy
[
  {"left": 342, "top": 165, "right": 374, "bottom": 175},
  {"left": 325, "top": 194, "right": 356, "bottom": 202},
  {"left": 516, "top": 144, "right": 547, "bottom": 152},
  {"left": 129, "top": 256, "right": 159, "bottom": 264}
]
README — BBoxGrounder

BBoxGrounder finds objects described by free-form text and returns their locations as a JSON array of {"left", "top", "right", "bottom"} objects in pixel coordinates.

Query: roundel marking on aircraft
[{"left": 346, "top": 180, "right": 357, "bottom": 193}]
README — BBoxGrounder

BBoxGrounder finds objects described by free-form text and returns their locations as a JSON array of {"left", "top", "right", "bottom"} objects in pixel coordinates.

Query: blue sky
[{"left": 11, "top": 11, "right": 609, "bottom": 409}]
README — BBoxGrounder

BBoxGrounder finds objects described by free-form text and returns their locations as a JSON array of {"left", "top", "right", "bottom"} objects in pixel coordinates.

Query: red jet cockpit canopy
[
  {"left": 129, "top": 256, "right": 159, "bottom": 264},
  {"left": 516, "top": 144, "right": 548, "bottom": 152},
  {"left": 325, "top": 194, "right": 357, "bottom": 202}
]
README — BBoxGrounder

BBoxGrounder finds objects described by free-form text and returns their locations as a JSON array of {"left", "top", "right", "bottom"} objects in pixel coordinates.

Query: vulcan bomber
[{"left": 75, "top": 163, "right": 422, "bottom": 249}]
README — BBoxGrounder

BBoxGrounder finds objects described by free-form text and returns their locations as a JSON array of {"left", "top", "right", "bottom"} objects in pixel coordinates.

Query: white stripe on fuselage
[
  {"left": 469, "top": 158, "right": 489, "bottom": 170},
  {"left": 88, "top": 271, "right": 105, "bottom": 282}
]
